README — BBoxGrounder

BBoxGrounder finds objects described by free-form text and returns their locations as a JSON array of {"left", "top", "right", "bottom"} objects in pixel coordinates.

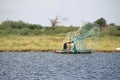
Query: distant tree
[
  {"left": 1, "top": 20, "right": 26, "bottom": 29},
  {"left": 109, "top": 23, "right": 116, "bottom": 26},
  {"left": 49, "top": 16, "right": 60, "bottom": 28},
  {"left": 94, "top": 17, "right": 106, "bottom": 28}
]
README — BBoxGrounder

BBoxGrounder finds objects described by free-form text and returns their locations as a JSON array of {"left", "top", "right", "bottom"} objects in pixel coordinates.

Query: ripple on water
[{"left": 0, "top": 52, "right": 120, "bottom": 80}]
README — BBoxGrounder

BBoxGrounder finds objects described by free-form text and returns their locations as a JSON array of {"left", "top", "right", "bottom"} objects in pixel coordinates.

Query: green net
[
  {"left": 72, "top": 23, "right": 99, "bottom": 52},
  {"left": 62, "top": 23, "right": 99, "bottom": 53}
]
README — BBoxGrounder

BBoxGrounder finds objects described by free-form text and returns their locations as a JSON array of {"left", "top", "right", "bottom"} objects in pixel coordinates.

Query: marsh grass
[
  {"left": 85, "top": 36, "right": 120, "bottom": 51},
  {"left": 0, "top": 35, "right": 62, "bottom": 51},
  {"left": 0, "top": 35, "right": 120, "bottom": 51}
]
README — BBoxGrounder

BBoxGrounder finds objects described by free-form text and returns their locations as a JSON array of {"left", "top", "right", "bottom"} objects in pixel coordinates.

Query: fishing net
[{"left": 72, "top": 23, "right": 99, "bottom": 52}]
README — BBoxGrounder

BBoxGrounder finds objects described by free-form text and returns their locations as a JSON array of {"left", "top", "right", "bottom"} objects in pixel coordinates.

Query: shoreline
[{"left": 0, "top": 49, "right": 120, "bottom": 53}]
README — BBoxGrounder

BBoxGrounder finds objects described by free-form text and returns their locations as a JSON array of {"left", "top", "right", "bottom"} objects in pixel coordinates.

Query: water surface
[{"left": 0, "top": 52, "right": 120, "bottom": 80}]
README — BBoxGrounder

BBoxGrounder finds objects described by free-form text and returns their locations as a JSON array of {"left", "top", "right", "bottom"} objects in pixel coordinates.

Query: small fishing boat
[{"left": 55, "top": 49, "right": 91, "bottom": 54}]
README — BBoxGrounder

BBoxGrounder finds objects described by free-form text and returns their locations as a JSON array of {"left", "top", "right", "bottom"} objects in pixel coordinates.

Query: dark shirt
[{"left": 63, "top": 43, "right": 67, "bottom": 50}]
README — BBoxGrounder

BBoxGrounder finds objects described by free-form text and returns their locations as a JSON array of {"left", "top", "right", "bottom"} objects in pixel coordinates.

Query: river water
[{"left": 0, "top": 52, "right": 120, "bottom": 80}]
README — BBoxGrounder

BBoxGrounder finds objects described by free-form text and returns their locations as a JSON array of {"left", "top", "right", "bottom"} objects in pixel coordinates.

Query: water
[{"left": 0, "top": 52, "right": 120, "bottom": 80}]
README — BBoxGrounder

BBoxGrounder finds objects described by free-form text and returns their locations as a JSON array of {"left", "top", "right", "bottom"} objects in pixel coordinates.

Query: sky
[{"left": 0, "top": 0, "right": 120, "bottom": 26}]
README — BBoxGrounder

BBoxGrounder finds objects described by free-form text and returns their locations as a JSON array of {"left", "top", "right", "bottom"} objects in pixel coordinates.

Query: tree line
[
  {"left": 0, "top": 20, "right": 78, "bottom": 35},
  {"left": 0, "top": 17, "right": 120, "bottom": 36}
]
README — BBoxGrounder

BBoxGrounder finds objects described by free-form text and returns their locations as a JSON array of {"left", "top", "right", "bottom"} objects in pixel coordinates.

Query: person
[
  {"left": 63, "top": 41, "right": 73, "bottom": 51},
  {"left": 63, "top": 42, "right": 67, "bottom": 50}
]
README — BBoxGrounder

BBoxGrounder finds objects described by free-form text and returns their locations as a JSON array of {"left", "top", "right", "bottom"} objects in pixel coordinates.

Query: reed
[
  {"left": 85, "top": 36, "right": 120, "bottom": 51},
  {"left": 0, "top": 35, "right": 119, "bottom": 51}
]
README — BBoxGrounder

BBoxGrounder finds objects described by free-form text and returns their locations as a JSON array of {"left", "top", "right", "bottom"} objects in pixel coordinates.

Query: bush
[
  {"left": 1, "top": 20, "right": 25, "bottom": 29},
  {"left": 101, "top": 26, "right": 120, "bottom": 36},
  {"left": 33, "top": 29, "right": 41, "bottom": 35},
  {"left": 19, "top": 28, "right": 32, "bottom": 35},
  {"left": 117, "top": 26, "right": 120, "bottom": 31},
  {"left": 0, "top": 20, "right": 42, "bottom": 30},
  {"left": 26, "top": 24, "right": 42, "bottom": 29},
  {"left": 94, "top": 17, "right": 106, "bottom": 27},
  {"left": 2, "top": 28, "right": 19, "bottom": 35},
  {"left": 108, "top": 26, "right": 120, "bottom": 36}
]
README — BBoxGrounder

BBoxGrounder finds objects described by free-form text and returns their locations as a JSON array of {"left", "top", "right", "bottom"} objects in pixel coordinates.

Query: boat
[
  {"left": 56, "top": 50, "right": 91, "bottom": 54},
  {"left": 55, "top": 49, "right": 91, "bottom": 54}
]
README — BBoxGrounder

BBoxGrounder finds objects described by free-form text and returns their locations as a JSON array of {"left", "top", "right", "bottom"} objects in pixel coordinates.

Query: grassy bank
[
  {"left": 0, "top": 20, "right": 120, "bottom": 52},
  {"left": 0, "top": 35, "right": 120, "bottom": 52},
  {"left": 0, "top": 35, "right": 63, "bottom": 51}
]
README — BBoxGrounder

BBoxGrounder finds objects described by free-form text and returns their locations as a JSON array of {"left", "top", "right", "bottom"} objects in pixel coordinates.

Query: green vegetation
[
  {"left": 94, "top": 17, "right": 106, "bottom": 27},
  {"left": 0, "top": 35, "right": 119, "bottom": 51},
  {"left": 0, "top": 20, "right": 78, "bottom": 36},
  {"left": 0, "top": 19, "right": 120, "bottom": 51}
]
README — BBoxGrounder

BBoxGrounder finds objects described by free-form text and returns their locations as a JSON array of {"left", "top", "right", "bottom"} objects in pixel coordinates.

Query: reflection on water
[{"left": 0, "top": 52, "right": 120, "bottom": 80}]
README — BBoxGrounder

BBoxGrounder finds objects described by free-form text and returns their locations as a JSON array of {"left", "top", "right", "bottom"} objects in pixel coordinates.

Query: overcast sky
[{"left": 0, "top": 0, "right": 120, "bottom": 26}]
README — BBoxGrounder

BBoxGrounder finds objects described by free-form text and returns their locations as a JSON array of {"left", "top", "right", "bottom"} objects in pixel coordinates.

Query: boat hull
[{"left": 55, "top": 50, "right": 91, "bottom": 54}]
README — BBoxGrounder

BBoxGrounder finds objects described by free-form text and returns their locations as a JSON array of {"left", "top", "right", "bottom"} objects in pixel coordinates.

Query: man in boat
[{"left": 63, "top": 41, "right": 73, "bottom": 51}]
